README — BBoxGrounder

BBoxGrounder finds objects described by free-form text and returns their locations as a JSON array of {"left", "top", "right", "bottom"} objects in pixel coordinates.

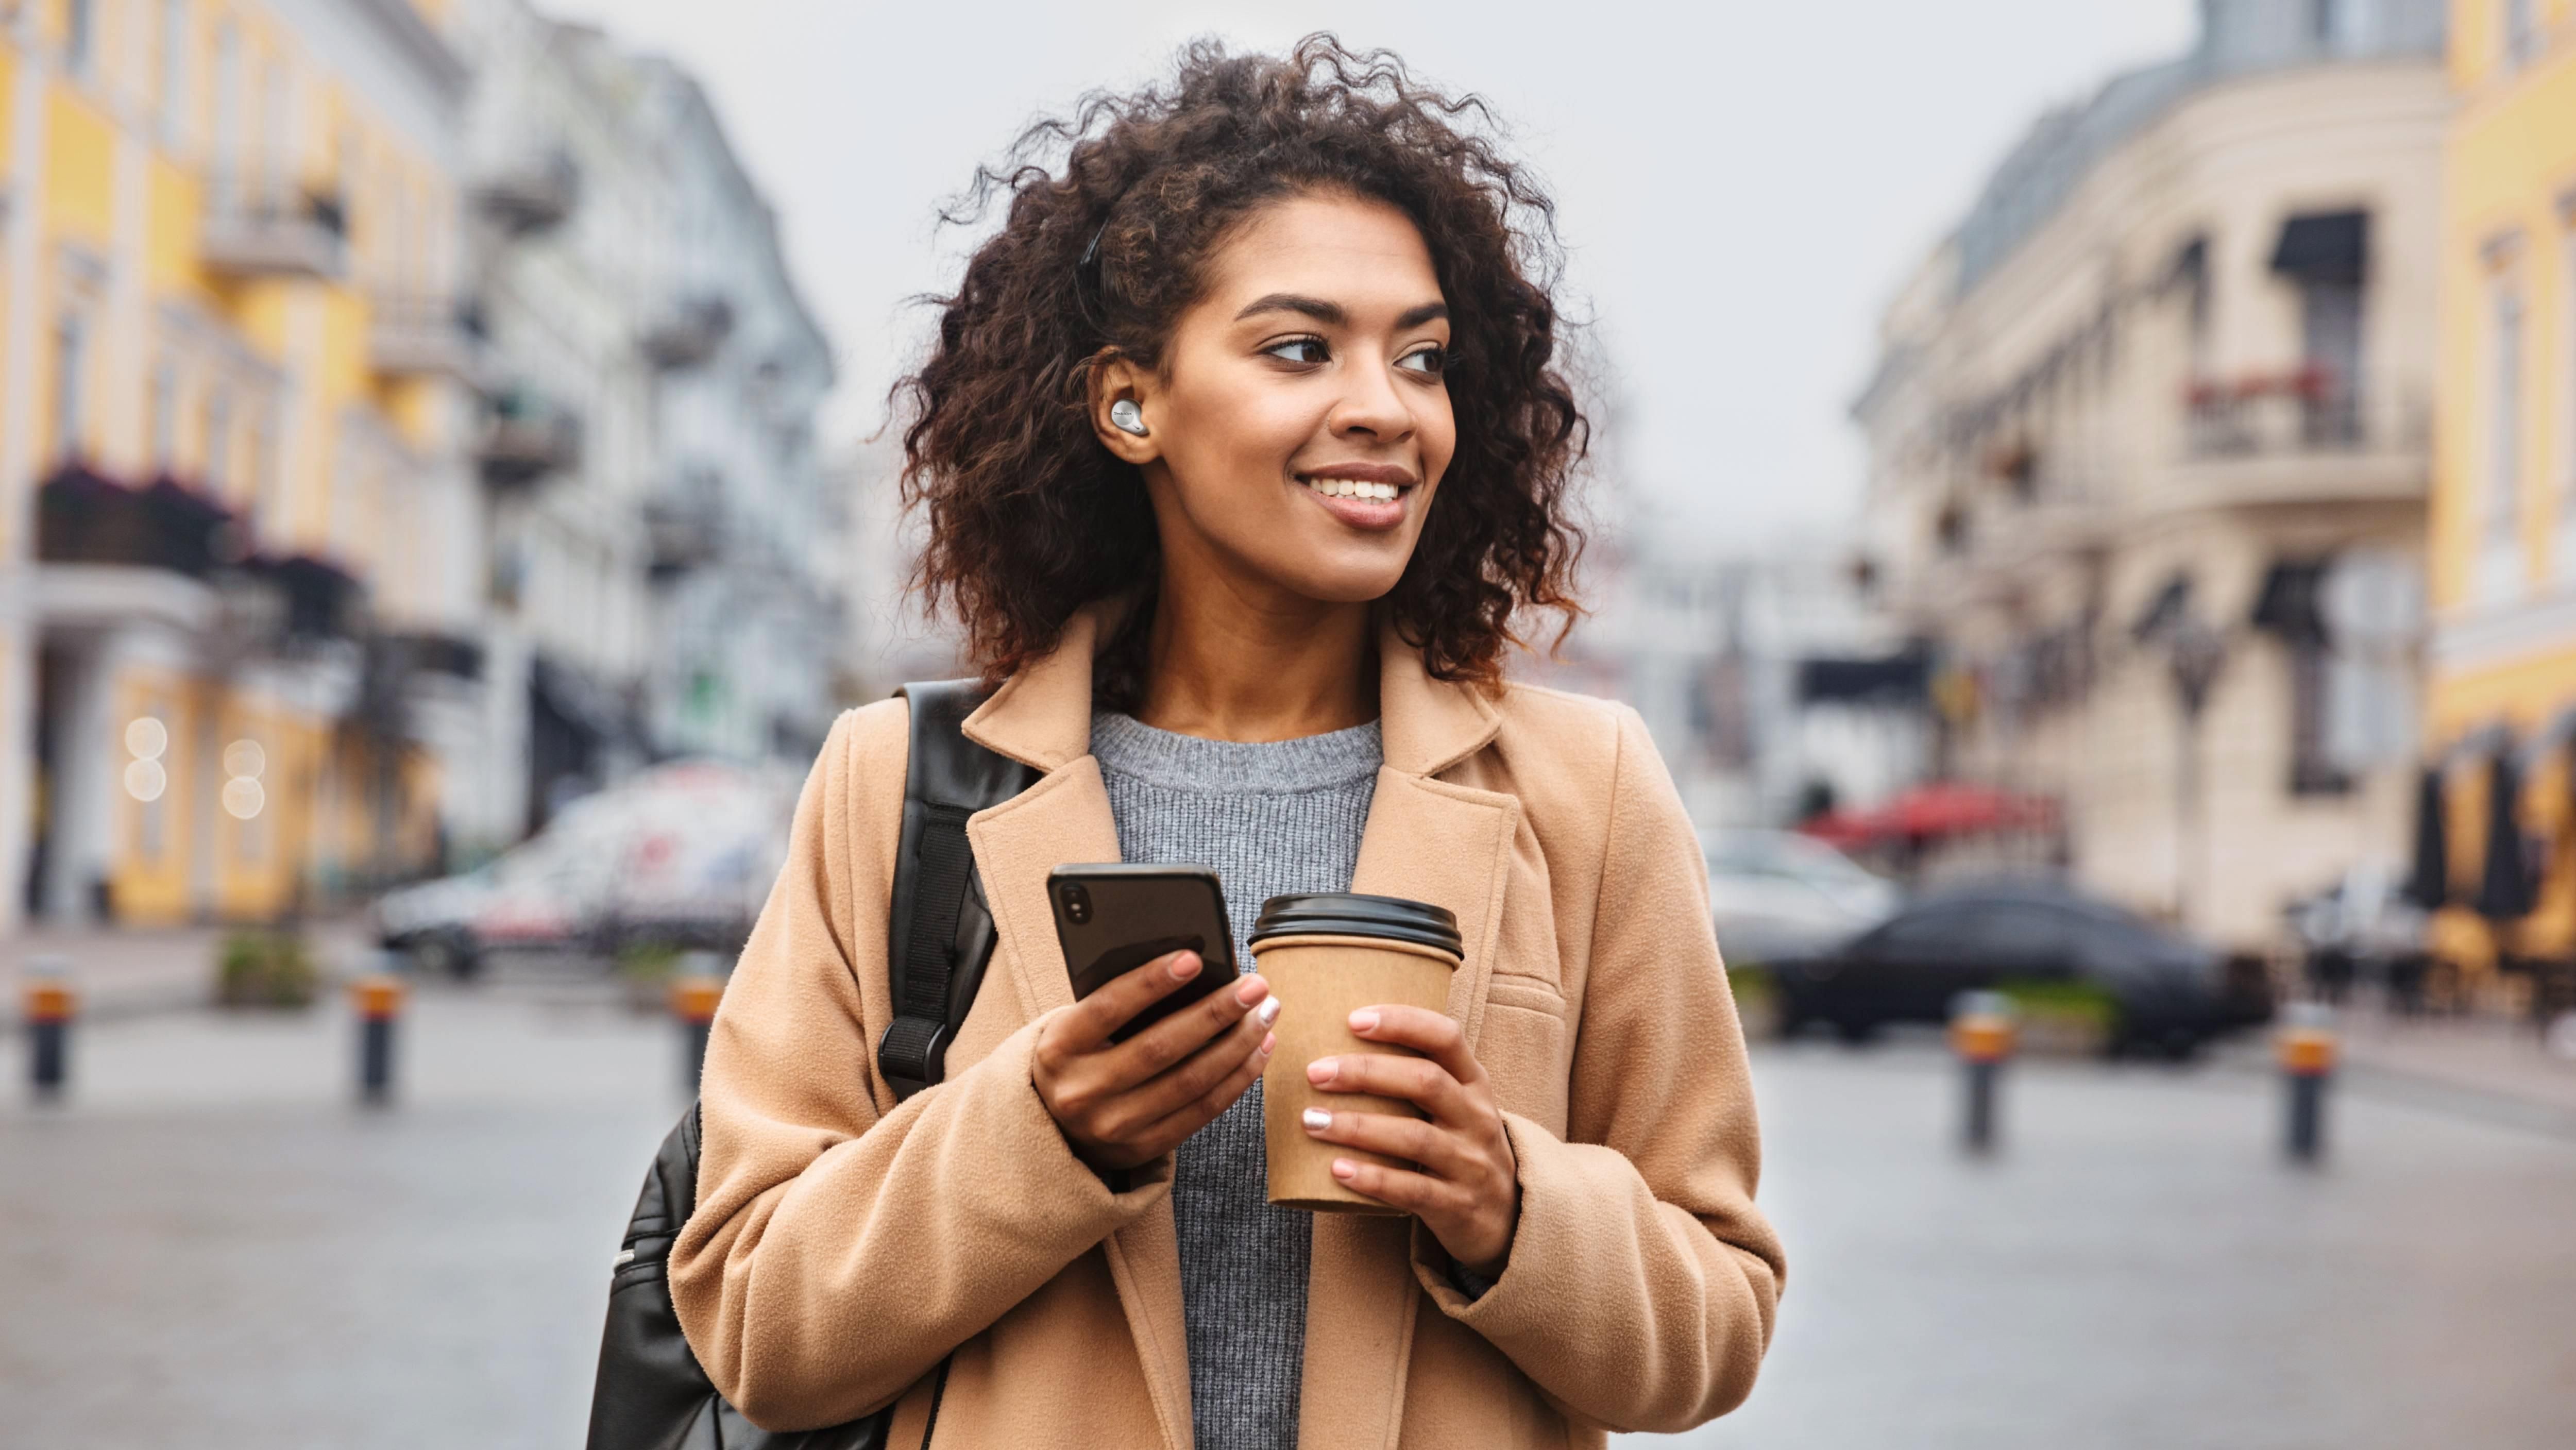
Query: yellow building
[
  {"left": 2424, "top": 0, "right": 2576, "bottom": 994},
  {"left": 1, "top": 0, "right": 480, "bottom": 928}
]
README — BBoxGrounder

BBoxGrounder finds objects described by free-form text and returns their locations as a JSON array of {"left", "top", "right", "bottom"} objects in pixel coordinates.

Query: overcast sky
[{"left": 553, "top": 1, "right": 2197, "bottom": 557}]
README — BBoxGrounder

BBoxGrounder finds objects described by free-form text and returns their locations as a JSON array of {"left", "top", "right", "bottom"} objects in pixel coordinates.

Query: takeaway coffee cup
[{"left": 1252, "top": 892, "right": 1464, "bottom": 1214}]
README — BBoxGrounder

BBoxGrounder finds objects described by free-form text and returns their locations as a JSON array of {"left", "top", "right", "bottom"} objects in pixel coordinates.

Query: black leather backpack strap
[
  {"left": 587, "top": 687, "right": 1037, "bottom": 1450},
  {"left": 877, "top": 679, "right": 1039, "bottom": 1101}
]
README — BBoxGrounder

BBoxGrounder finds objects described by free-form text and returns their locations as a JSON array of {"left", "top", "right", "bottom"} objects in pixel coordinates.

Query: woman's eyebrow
[
  {"left": 1232, "top": 295, "right": 1452, "bottom": 330},
  {"left": 1235, "top": 293, "right": 1344, "bottom": 325}
]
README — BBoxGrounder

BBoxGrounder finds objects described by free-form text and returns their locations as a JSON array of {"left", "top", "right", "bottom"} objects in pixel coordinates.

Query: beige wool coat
[{"left": 670, "top": 606, "right": 1785, "bottom": 1447}]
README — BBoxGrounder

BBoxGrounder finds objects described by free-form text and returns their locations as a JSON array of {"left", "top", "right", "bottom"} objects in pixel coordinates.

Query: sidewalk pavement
[
  {"left": 2326, "top": 999, "right": 2576, "bottom": 1132},
  {"left": 1, "top": 917, "right": 377, "bottom": 1027}
]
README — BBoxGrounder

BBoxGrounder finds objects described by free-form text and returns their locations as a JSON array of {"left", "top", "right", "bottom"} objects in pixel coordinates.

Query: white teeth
[{"left": 1303, "top": 477, "right": 1404, "bottom": 501}]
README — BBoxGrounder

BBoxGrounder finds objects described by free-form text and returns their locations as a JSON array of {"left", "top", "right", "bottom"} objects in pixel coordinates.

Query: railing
[
  {"left": 474, "top": 150, "right": 580, "bottom": 236},
  {"left": 368, "top": 293, "right": 487, "bottom": 382},
  {"left": 478, "top": 387, "right": 584, "bottom": 489},
  {"left": 643, "top": 494, "right": 724, "bottom": 577},
  {"left": 2181, "top": 371, "right": 2421, "bottom": 459},
  {"left": 640, "top": 295, "right": 734, "bottom": 370},
  {"left": 200, "top": 181, "right": 348, "bottom": 280}
]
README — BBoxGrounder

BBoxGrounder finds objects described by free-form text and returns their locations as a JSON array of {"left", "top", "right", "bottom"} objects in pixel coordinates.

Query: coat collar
[{"left": 963, "top": 599, "right": 1503, "bottom": 781}]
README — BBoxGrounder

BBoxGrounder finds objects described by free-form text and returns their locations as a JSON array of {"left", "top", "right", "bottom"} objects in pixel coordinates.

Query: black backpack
[{"left": 585, "top": 681, "right": 1037, "bottom": 1450}]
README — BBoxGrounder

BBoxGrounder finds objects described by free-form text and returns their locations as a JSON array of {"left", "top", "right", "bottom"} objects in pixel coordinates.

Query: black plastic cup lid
[{"left": 1249, "top": 892, "right": 1463, "bottom": 958}]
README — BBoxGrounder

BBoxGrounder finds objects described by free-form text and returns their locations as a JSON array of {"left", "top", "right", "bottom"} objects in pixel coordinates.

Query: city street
[{"left": 6, "top": 980, "right": 2574, "bottom": 1449}]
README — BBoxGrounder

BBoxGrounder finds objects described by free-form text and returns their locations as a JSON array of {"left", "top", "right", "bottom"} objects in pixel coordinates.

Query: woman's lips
[{"left": 1296, "top": 469, "right": 1414, "bottom": 530}]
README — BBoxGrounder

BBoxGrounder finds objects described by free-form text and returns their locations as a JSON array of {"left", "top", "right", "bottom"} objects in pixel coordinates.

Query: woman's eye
[
  {"left": 1264, "top": 337, "right": 1330, "bottom": 365},
  {"left": 1397, "top": 346, "right": 1447, "bottom": 377}
]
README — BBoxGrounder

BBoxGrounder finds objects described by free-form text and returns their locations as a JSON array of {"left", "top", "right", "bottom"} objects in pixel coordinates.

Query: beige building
[{"left": 1854, "top": 0, "right": 2448, "bottom": 949}]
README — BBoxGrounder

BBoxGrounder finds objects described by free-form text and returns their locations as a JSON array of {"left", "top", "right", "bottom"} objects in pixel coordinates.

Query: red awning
[{"left": 1798, "top": 782, "right": 2056, "bottom": 848}]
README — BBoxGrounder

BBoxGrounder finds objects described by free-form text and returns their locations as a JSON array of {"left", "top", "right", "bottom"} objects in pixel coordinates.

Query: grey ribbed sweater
[{"left": 1089, "top": 710, "right": 1382, "bottom": 1450}]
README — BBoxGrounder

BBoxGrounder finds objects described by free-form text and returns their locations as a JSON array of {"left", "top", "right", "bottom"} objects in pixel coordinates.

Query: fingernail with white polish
[
  {"left": 1301, "top": 1108, "right": 1331, "bottom": 1132},
  {"left": 1255, "top": 997, "right": 1282, "bottom": 1027}
]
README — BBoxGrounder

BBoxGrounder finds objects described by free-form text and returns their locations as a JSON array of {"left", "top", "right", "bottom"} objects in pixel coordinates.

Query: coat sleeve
[
  {"left": 667, "top": 703, "right": 1171, "bottom": 1432},
  {"left": 1413, "top": 703, "right": 1785, "bottom": 1434}
]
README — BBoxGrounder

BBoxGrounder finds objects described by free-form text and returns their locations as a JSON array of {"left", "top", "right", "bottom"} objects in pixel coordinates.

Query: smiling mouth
[{"left": 1296, "top": 474, "right": 1413, "bottom": 502}]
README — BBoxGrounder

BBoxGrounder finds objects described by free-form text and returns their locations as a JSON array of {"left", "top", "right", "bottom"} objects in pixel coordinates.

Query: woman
[{"left": 670, "top": 37, "right": 1783, "bottom": 1449}]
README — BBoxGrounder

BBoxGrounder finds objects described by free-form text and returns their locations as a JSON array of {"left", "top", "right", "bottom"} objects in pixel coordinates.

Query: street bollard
[
  {"left": 24, "top": 955, "right": 75, "bottom": 1101},
  {"left": 670, "top": 973, "right": 724, "bottom": 1090},
  {"left": 351, "top": 974, "right": 407, "bottom": 1105},
  {"left": 1948, "top": 990, "right": 2018, "bottom": 1154},
  {"left": 2277, "top": 1001, "right": 2336, "bottom": 1165}
]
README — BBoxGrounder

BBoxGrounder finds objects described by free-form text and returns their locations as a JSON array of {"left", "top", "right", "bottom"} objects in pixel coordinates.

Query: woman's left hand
[{"left": 1302, "top": 1005, "right": 1520, "bottom": 1278}]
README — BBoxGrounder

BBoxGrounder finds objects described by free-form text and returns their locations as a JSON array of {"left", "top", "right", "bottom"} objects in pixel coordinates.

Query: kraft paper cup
[{"left": 1252, "top": 892, "right": 1464, "bottom": 1215}]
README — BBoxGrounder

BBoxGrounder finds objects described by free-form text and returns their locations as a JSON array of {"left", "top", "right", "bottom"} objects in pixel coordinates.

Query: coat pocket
[{"left": 1478, "top": 978, "right": 1570, "bottom": 1134}]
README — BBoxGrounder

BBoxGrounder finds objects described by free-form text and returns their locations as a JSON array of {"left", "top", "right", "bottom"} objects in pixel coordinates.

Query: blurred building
[
  {"left": 436, "top": 0, "right": 839, "bottom": 845},
  {"left": 829, "top": 433, "right": 964, "bottom": 702},
  {"left": 1533, "top": 520, "right": 1927, "bottom": 831},
  {"left": 627, "top": 61, "right": 839, "bottom": 771},
  {"left": 0, "top": 0, "right": 838, "bottom": 931},
  {"left": 2420, "top": 0, "right": 2576, "bottom": 985},
  {"left": 1855, "top": 0, "right": 2447, "bottom": 949},
  {"left": 2, "top": 0, "right": 483, "bottom": 929}
]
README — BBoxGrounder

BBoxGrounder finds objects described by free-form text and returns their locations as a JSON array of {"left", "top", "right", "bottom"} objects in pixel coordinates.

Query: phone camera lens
[{"left": 1062, "top": 883, "right": 1093, "bottom": 924}]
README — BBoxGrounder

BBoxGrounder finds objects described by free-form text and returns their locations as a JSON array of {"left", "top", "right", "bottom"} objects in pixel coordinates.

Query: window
[
  {"left": 160, "top": 0, "right": 191, "bottom": 147},
  {"left": 2561, "top": 230, "right": 2576, "bottom": 583},
  {"left": 2482, "top": 284, "right": 2527, "bottom": 603},
  {"left": 204, "top": 387, "right": 231, "bottom": 493},
  {"left": 50, "top": 316, "right": 87, "bottom": 464},
  {"left": 2555, "top": 229, "right": 2576, "bottom": 559},
  {"left": 250, "top": 413, "right": 280, "bottom": 531},
  {"left": 2503, "top": 0, "right": 2538, "bottom": 68},
  {"left": 211, "top": 21, "right": 240, "bottom": 203},
  {"left": 65, "top": 0, "right": 94, "bottom": 77},
  {"left": 259, "top": 59, "right": 291, "bottom": 201},
  {"left": 2313, "top": 0, "right": 2382, "bottom": 48},
  {"left": 2299, "top": 277, "right": 2365, "bottom": 444},
  {"left": 148, "top": 362, "right": 178, "bottom": 473}
]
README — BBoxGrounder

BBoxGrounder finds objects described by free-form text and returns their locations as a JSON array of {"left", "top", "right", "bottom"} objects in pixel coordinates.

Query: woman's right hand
[{"left": 1033, "top": 951, "right": 1279, "bottom": 1171}]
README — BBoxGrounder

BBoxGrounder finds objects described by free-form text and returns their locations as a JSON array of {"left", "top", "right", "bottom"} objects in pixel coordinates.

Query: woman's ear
[{"left": 1089, "top": 352, "right": 1160, "bottom": 465}]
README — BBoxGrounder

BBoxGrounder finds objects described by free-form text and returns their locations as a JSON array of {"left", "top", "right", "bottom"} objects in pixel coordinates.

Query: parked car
[
  {"left": 1768, "top": 876, "right": 2272, "bottom": 1056},
  {"left": 376, "top": 760, "right": 798, "bottom": 977},
  {"left": 1701, "top": 828, "right": 1903, "bottom": 966}
]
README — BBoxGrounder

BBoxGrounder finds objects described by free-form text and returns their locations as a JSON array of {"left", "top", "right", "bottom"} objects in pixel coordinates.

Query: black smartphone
[{"left": 1048, "top": 864, "right": 1235, "bottom": 1042}]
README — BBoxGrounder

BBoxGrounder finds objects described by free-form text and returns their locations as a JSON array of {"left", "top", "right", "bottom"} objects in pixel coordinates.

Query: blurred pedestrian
[{"left": 665, "top": 35, "right": 1781, "bottom": 1450}]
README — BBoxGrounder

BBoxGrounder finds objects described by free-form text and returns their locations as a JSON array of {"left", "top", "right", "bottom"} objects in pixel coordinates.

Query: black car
[{"left": 1768, "top": 878, "right": 2272, "bottom": 1055}]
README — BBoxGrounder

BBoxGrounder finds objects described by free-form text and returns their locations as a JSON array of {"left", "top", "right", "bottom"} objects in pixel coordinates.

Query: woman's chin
[{"left": 1251, "top": 558, "right": 1412, "bottom": 610}]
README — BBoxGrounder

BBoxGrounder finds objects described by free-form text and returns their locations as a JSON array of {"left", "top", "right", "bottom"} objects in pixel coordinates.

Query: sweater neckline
[{"left": 1088, "top": 711, "right": 1383, "bottom": 794}]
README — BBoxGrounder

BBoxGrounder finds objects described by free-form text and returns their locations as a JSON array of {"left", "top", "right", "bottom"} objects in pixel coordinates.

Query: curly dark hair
[{"left": 895, "top": 35, "right": 1587, "bottom": 699}]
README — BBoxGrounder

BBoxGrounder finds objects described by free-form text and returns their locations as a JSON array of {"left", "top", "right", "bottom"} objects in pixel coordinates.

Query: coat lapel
[
  {"left": 962, "top": 612, "right": 1198, "bottom": 1450},
  {"left": 1295, "top": 632, "right": 1518, "bottom": 1450}
]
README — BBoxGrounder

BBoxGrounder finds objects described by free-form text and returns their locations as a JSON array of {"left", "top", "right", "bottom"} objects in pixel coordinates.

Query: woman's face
[{"left": 1097, "top": 191, "right": 1455, "bottom": 610}]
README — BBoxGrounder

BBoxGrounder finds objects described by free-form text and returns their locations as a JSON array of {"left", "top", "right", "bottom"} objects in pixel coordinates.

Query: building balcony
[
  {"left": 200, "top": 184, "right": 349, "bottom": 281},
  {"left": 2161, "top": 378, "right": 2429, "bottom": 514},
  {"left": 644, "top": 494, "right": 724, "bottom": 578},
  {"left": 640, "top": 295, "right": 734, "bottom": 370},
  {"left": 473, "top": 150, "right": 580, "bottom": 236},
  {"left": 478, "top": 387, "right": 584, "bottom": 490},
  {"left": 368, "top": 293, "right": 488, "bottom": 383},
  {"left": 31, "top": 464, "right": 360, "bottom": 644}
]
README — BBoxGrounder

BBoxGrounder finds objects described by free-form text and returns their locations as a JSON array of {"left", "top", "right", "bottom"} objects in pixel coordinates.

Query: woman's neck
[{"left": 1131, "top": 574, "right": 1378, "bottom": 743}]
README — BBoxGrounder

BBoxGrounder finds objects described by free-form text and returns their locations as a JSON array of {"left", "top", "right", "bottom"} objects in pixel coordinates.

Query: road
[
  {"left": 1627, "top": 1038, "right": 2576, "bottom": 1450},
  {"left": 5, "top": 981, "right": 2573, "bottom": 1448}
]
